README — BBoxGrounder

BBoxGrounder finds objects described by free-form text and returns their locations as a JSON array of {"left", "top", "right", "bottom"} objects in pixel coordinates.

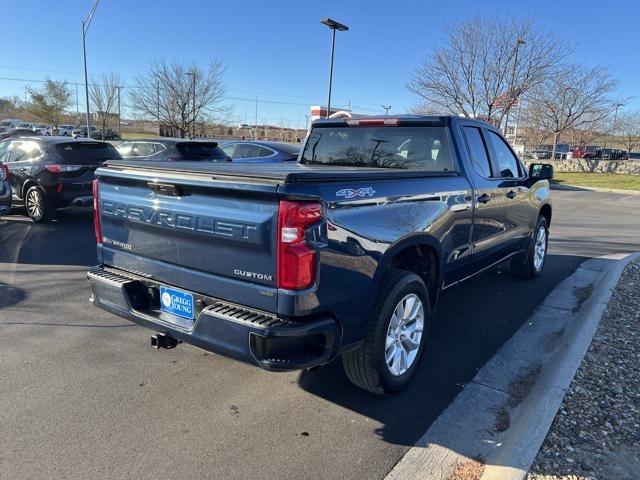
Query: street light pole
[
  {"left": 381, "top": 105, "right": 391, "bottom": 116},
  {"left": 612, "top": 102, "right": 623, "bottom": 146},
  {"left": 321, "top": 18, "right": 349, "bottom": 118},
  {"left": 504, "top": 38, "right": 526, "bottom": 137},
  {"left": 82, "top": 0, "right": 100, "bottom": 133}
]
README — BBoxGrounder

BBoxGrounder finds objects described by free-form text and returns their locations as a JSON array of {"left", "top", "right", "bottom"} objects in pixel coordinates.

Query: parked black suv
[{"left": 0, "top": 137, "right": 121, "bottom": 222}]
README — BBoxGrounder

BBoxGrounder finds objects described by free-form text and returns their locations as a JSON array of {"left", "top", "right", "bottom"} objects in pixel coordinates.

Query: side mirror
[{"left": 529, "top": 163, "right": 554, "bottom": 182}]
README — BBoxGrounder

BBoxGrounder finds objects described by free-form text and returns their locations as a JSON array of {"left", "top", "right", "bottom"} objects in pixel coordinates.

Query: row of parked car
[
  {"left": 528, "top": 143, "right": 631, "bottom": 160},
  {"left": 0, "top": 119, "right": 121, "bottom": 141},
  {"left": 0, "top": 133, "right": 300, "bottom": 222}
]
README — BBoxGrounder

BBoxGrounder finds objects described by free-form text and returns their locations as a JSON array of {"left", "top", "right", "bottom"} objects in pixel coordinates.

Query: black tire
[
  {"left": 342, "top": 269, "right": 432, "bottom": 395},
  {"left": 25, "top": 186, "right": 56, "bottom": 223},
  {"left": 511, "top": 216, "right": 548, "bottom": 278}
]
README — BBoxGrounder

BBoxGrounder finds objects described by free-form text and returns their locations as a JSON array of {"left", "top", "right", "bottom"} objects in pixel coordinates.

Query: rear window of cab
[{"left": 300, "top": 125, "right": 456, "bottom": 172}]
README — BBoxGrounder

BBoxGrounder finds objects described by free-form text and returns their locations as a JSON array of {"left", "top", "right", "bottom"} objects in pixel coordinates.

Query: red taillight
[
  {"left": 346, "top": 118, "right": 399, "bottom": 126},
  {"left": 277, "top": 200, "right": 323, "bottom": 290},
  {"left": 92, "top": 179, "right": 102, "bottom": 244},
  {"left": 0, "top": 163, "right": 8, "bottom": 181}
]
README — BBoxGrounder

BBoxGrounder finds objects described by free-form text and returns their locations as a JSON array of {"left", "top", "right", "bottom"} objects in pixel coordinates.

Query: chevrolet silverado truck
[{"left": 87, "top": 115, "right": 553, "bottom": 394}]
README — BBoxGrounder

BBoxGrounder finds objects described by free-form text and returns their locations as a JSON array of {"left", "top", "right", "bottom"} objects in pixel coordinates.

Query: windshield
[
  {"left": 300, "top": 126, "right": 455, "bottom": 171},
  {"left": 55, "top": 142, "right": 121, "bottom": 164},
  {"left": 176, "top": 142, "right": 231, "bottom": 161}
]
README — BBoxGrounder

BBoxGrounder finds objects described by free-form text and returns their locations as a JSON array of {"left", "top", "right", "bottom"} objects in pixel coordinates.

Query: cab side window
[
  {"left": 463, "top": 127, "right": 492, "bottom": 178},
  {"left": 485, "top": 130, "right": 520, "bottom": 178}
]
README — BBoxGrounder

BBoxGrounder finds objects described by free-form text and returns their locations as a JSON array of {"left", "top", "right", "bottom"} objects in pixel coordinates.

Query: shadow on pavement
[
  {"left": 0, "top": 282, "right": 27, "bottom": 308},
  {"left": 299, "top": 253, "right": 588, "bottom": 447},
  {"left": 0, "top": 207, "right": 96, "bottom": 266}
]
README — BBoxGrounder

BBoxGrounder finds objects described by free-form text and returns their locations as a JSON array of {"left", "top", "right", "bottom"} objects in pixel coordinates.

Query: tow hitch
[{"left": 150, "top": 333, "right": 180, "bottom": 349}]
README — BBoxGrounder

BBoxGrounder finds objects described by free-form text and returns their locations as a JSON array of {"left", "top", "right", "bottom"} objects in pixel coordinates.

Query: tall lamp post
[
  {"left": 504, "top": 38, "right": 526, "bottom": 137},
  {"left": 184, "top": 71, "right": 196, "bottom": 138},
  {"left": 321, "top": 18, "right": 349, "bottom": 118},
  {"left": 82, "top": 0, "right": 100, "bottom": 132},
  {"left": 604, "top": 102, "right": 624, "bottom": 154},
  {"left": 612, "top": 102, "right": 624, "bottom": 146},
  {"left": 381, "top": 105, "right": 392, "bottom": 116}
]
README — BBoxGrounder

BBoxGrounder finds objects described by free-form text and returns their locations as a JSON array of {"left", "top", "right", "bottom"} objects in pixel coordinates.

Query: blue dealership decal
[
  {"left": 336, "top": 187, "right": 376, "bottom": 199},
  {"left": 160, "top": 286, "right": 195, "bottom": 320}
]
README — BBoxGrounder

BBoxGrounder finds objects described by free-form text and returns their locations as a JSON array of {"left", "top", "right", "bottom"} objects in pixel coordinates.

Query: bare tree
[
  {"left": 90, "top": 73, "right": 121, "bottom": 140},
  {"left": 527, "top": 64, "right": 617, "bottom": 159},
  {"left": 615, "top": 111, "right": 640, "bottom": 153},
  {"left": 129, "top": 60, "right": 227, "bottom": 138},
  {"left": 408, "top": 16, "right": 568, "bottom": 127},
  {"left": 26, "top": 78, "right": 72, "bottom": 125}
]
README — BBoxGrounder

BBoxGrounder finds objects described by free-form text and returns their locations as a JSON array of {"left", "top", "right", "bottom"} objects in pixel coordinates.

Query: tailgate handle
[{"left": 147, "top": 182, "right": 184, "bottom": 196}]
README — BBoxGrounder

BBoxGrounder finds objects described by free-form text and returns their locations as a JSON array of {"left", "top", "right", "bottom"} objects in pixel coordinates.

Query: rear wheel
[
  {"left": 511, "top": 216, "right": 548, "bottom": 278},
  {"left": 342, "top": 270, "right": 432, "bottom": 395},
  {"left": 25, "top": 186, "right": 56, "bottom": 223}
]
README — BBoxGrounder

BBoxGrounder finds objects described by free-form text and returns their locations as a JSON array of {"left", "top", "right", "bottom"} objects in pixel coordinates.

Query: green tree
[{"left": 26, "top": 79, "right": 72, "bottom": 126}]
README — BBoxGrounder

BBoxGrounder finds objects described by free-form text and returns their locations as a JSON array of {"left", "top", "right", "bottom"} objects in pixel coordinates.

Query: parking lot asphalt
[{"left": 1, "top": 189, "right": 639, "bottom": 480}]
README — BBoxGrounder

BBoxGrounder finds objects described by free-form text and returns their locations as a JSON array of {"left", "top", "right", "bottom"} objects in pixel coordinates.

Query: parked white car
[{"left": 57, "top": 125, "right": 75, "bottom": 136}]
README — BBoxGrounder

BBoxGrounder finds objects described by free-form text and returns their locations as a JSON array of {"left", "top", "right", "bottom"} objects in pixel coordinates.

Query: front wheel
[
  {"left": 342, "top": 270, "right": 432, "bottom": 395},
  {"left": 511, "top": 216, "right": 548, "bottom": 278},
  {"left": 25, "top": 186, "right": 56, "bottom": 223}
]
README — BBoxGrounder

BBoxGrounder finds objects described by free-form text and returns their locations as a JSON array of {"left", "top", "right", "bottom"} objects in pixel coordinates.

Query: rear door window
[
  {"left": 485, "top": 130, "right": 520, "bottom": 178},
  {"left": 153, "top": 143, "right": 167, "bottom": 154},
  {"left": 258, "top": 146, "right": 275, "bottom": 157},
  {"left": 115, "top": 142, "right": 133, "bottom": 157},
  {"left": 462, "top": 127, "right": 492, "bottom": 178},
  {"left": 221, "top": 144, "right": 237, "bottom": 157},
  {"left": 132, "top": 142, "right": 156, "bottom": 157},
  {"left": 300, "top": 125, "right": 455, "bottom": 171},
  {"left": 8, "top": 141, "right": 42, "bottom": 162},
  {"left": 55, "top": 142, "right": 121, "bottom": 164},
  {"left": 234, "top": 144, "right": 262, "bottom": 159}
]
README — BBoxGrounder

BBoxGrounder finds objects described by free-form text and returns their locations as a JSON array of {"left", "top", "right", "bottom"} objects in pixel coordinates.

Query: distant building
[
  {"left": 92, "top": 111, "right": 119, "bottom": 123},
  {"left": 310, "top": 106, "right": 368, "bottom": 122}
]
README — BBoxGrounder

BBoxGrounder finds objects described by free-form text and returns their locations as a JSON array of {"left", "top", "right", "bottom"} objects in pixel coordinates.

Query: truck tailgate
[{"left": 95, "top": 165, "right": 279, "bottom": 312}]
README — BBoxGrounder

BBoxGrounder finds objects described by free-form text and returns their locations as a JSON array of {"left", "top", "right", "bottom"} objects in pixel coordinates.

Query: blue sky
[{"left": 2, "top": 0, "right": 638, "bottom": 127}]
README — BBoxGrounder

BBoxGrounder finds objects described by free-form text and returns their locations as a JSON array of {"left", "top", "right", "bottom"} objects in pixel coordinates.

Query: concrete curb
[
  {"left": 551, "top": 183, "right": 640, "bottom": 195},
  {"left": 385, "top": 252, "right": 640, "bottom": 480}
]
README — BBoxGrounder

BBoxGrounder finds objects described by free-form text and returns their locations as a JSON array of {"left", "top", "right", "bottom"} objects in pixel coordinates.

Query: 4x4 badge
[{"left": 336, "top": 187, "right": 376, "bottom": 199}]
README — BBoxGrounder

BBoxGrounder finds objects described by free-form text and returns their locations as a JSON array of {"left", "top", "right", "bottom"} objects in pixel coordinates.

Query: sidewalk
[{"left": 528, "top": 258, "right": 640, "bottom": 480}]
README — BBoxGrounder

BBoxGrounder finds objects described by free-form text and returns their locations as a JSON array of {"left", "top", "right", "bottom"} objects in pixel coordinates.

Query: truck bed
[{"left": 104, "top": 159, "right": 459, "bottom": 184}]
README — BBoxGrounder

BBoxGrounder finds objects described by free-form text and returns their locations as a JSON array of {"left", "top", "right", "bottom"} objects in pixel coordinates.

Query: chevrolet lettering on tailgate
[{"left": 101, "top": 201, "right": 259, "bottom": 241}]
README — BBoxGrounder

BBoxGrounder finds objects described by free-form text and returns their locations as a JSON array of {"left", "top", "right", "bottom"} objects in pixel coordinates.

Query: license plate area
[{"left": 160, "top": 286, "right": 195, "bottom": 321}]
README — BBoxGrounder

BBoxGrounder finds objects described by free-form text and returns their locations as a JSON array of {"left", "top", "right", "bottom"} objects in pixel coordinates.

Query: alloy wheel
[
  {"left": 26, "top": 189, "right": 44, "bottom": 221},
  {"left": 533, "top": 226, "right": 547, "bottom": 271},
  {"left": 385, "top": 293, "right": 424, "bottom": 377}
]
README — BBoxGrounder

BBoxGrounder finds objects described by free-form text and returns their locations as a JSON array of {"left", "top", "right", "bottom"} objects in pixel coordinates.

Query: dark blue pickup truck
[{"left": 88, "top": 115, "right": 553, "bottom": 394}]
